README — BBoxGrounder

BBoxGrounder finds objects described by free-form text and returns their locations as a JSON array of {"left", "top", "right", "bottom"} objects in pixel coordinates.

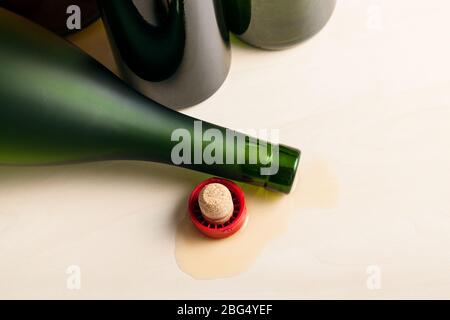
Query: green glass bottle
[
  {"left": 0, "top": 9, "right": 300, "bottom": 194},
  {"left": 99, "top": 0, "right": 231, "bottom": 109},
  {"left": 223, "top": 0, "right": 336, "bottom": 50}
]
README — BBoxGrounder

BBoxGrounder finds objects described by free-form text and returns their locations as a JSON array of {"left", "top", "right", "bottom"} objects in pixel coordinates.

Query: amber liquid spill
[{"left": 175, "top": 160, "right": 339, "bottom": 279}]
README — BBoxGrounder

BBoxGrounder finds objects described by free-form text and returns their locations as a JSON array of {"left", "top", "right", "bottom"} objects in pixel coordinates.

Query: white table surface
[{"left": 1, "top": 0, "right": 450, "bottom": 299}]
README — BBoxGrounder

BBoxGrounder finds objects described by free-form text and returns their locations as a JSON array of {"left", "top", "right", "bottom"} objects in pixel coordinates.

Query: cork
[{"left": 198, "top": 183, "right": 234, "bottom": 224}]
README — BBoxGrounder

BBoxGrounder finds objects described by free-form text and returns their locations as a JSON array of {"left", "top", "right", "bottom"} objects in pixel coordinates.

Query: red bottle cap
[{"left": 188, "top": 177, "right": 247, "bottom": 239}]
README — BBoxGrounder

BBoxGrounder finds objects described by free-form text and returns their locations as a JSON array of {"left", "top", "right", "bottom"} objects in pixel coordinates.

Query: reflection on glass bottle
[
  {"left": 223, "top": 0, "right": 336, "bottom": 50},
  {"left": 222, "top": 0, "right": 251, "bottom": 36},
  {"left": 100, "top": 0, "right": 231, "bottom": 109},
  {"left": 99, "top": 0, "right": 184, "bottom": 82},
  {"left": 0, "top": 0, "right": 100, "bottom": 35}
]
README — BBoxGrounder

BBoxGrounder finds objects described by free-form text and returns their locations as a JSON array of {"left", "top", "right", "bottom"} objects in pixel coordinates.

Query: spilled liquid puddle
[{"left": 175, "top": 160, "right": 339, "bottom": 279}]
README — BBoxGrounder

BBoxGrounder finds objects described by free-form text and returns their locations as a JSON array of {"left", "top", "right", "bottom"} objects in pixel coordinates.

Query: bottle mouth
[
  {"left": 264, "top": 144, "right": 301, "bottom": 194},
  {"left": 188, "top": 177, "right": 247, "bottom": 239}
]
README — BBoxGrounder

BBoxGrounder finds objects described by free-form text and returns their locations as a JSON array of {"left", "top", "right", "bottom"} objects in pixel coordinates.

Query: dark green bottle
[
  {"left": 0, "top": 9, "right": 300, "bottom": 194},
  {"left": 99, "top": 0, "right": 231, "bottom": 109},
  {"left": 224, "top": 0, "right": 336, "bottom": 50}
]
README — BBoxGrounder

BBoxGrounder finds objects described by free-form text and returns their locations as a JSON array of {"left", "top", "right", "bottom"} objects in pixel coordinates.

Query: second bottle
[{"left": 100, "top": 0, "right": 231, "bottom": 109}]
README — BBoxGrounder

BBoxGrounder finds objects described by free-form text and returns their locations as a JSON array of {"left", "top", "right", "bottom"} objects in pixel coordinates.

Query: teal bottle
[{"left": 0, "top": 9, "right": 300, "bottom": 194}]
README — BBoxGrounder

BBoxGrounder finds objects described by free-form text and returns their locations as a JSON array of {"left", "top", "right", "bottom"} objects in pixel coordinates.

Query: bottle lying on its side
[{"left": 0, "top": 8, "right": 300, "bottom": 194}]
